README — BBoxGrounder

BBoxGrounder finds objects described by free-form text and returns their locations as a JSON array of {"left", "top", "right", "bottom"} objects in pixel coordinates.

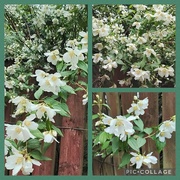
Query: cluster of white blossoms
[
  {"left": 127, "top": 66, "right": 150, "bottom": 83},
  {"left": 130, "top": 152, "right": 157, "bottom": 169},
  {"left": 92, "top": 4, "right": 175, "bottom": 87},
  {"left": 5, "top": 114, "right": 38, "bottom": 142},
  {"left": 127, "top": 96, "right": 149, "bottom": 116},
  {"left": 102, "top": 56, "right": 118, "bottom": 72},
  {"left": 33, "top": 69, "right": 66, "bottom": 95},
  {"left": 5, "top": 143, "right": 41, "bottom": 175},
  {"left": 154, "top": 65, "right": 174, "bottom": 78},
  {"left": 156, "top": 117, "right": 176, "bottom": 142},
  {"left": 93, "top": 17, "right": 110, "bottom": 37},
  {"left": 8, "top": 96, "right": 59, "bottom": 142},
  {"left": 63, "top": 31, "right": 88, "bottom": 70},
  {"left": 102, "top": 114, "right": 137, "bottom": 141}
]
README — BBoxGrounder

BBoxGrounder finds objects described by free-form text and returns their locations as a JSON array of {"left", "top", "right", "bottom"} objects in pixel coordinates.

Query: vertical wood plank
[
  {"left": 32, "top": 142, "right": 56, "bottom": 175},
  {"left": 106, "top": 92, "right": 124, "bottom": 175},
  {"left": 58, "top": 89, "right": 86, "bottom": 175},
  {"left": 120, "top": 93, "right": 136, "bottom": 115},
  {"left": 162, "top": 92, "right": 175, "bottom": 170},
  {"left": 140, "top": 93, "right": 160, "bottom": 168}
]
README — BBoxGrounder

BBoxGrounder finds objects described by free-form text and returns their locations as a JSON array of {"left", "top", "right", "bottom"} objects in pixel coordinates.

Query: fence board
[
  {"left": 140, "top": 93, "right": 160, "bottom": 169},
  {"left": 58, "top": 89, "right": 86, "bottom": 175},
  {"left": 32, "top": 142, "right": 56, "bottom": 175},
  {"left": 162, "top": 93, "right": 175, "bottom": 171},
  {"left": 106, "top": 92, "right": 124, "bottom": 175}
]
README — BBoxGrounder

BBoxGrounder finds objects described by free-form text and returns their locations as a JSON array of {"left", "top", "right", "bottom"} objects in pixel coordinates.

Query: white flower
[
  {"left": 103, "top": 115, "right": 136, "bottom": 141},
  {"left": 126, "top": 43, "right": 137, "bottom": 53},
  {"left": 5, "top": 153, "right": 24, "bottom": 175},
  {"left": 154, "top": 65, "right": 174, "bottom": 78},
  {"left": 22, "top": 114, "right": 38, "bottom": 130},
  {"left": 127, "top": 97, "right": 149, "bottom": 116},
  {"left": 43, "top": 130, "right": 58, "bottom": 143},
  {"left": 144, "top": 48, "right": 156, "bottom": 58},
  {"left": 35, "top": 103, "right": 58, "bottom": 123},
  {"left": 137, "top": 37, "right": 147, "bottom": 44},
  {"left": 79, "top": 31, "right": 88, "bottom": 44},
  {"left": 130, "top": 152, "right": 157, "bottom": 169},
  {"left": 156, "top": 130, "right": 172, "bottom": 142},
  {"left": 143, "top": 152, "right": 158, "bottom": 168},
  {"left": 94, "top": 43, "right": 103, "bottom": 51},
  {"left": 38, "top": 72, "right": 66, "bottom": 95},
  {"left": 132, "top": 22, "right": 141, "bottom": 29},
  {"left": 133, "top": 5, "right": 147, "bottom": 11},
  {"left": 11, "top": 96, "right": 35, "bottom": 115},
  {"left": 159, "top": 120, "right": 175, "bottom": 133},
  {"left": 99, "top": 24, "right": 110, "bottom": 37},
  {"left": 82, "top": 93, "right": 88, "bottom": 105},
  {"left": 44, "top": 49, "right": 61, "bottom": 65},
  {"left": 92, "top": 53, "right": 103, "bottom": 63},
  {"left": 5, "top": 80, "right": 15, "bottom": 89},
  {"left": 5, "top": 124, "right": 35, "bottom": 142},
  {"left": 5, "top": 152, "right": 41, "bottom": 176},
  {"left": 63, "top": 48, "right": 85, "bottom": 70},
  {"left": 130, "top": 152, "right": 143, "bottom": 169},
  {"left": 128, "top": 67, "right": 150, "bottom": 83},
  {"left": 102, "top": 57, "right": 117, "bottom": 72},
  {"left": 33, "top": 70, "right": 66, "bottom": 95}
]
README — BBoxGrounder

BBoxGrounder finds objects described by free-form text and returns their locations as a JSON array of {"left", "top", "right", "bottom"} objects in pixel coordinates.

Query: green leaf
[
  {"left": 128, "top": 137, "right": 139, "bottom": 152},
  {"left": 78, "top": 61, "right": 88, "bottom": 73},
  {"left": 61, "top": 85, "right": 76, "bottom": 94},
  {"left": 30, "top": 129, "right": 44, "bottom": 139},
  {"left": 112, "top": 136, "right": 120, "bottom": 153},
  {"left": 102, "top": 103, "right": 110, "bottom": 109},
  {"left": 116, "top": 59, "right": 124, "bottom": 65},
  {"left": 34, "top": 88, "right": 43, "bottom": 99},
  {"left": 144, "top": 128, "right": 153, "bottom": 135},
  {"left": 137, "top": 137, "right": 146, "bottom": 148},
  {"left": 92, "top": 114, "right": 99, "bottom": 120},
  {"left": 61, "top": 71, "right": 74, "bottom": 77},
  {"left": 44, "top": 97, "right": 70, "bottom": 117},
  {"left": 151, "top": 136, "right": 166, "bottom": 153},
  {"left": 6, "top": 139, "right": 17, "bottom": 149},
  {"left": 27, "top": 139, "right": 40, "bottom": 149},
  {"left": 134, "top": 119, "right": 144, "bottom": 131},
  {"left": 78, "top": 80, "right": 87, "bottom": 87},
  {"left": 42, "top": 142, "right": 51, "bottom": 154},
  {"left": 30, "top": 150, "right": 51, "bottom": 161},
  {"left": 101, "top": 141, "right": 110, "bottom": 150},
  {"left": 99, "top": 132, "right": 108, "bottom": 144},
  {"left": 119, "top": 153, "right": 131, "bottom": 168},
  {"left": 38, "top": 121, "right": 46, "bottom": 130},
  {"left": 52, "top": 125, "right": 63, "bottom": 137},
  {"left": 56, "top": 61, "right": 64, "bottom": 72}
]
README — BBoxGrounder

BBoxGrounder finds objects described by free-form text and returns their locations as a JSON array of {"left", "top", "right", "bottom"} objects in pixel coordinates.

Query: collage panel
[
  {"left": 4, "top": 4, "right": 88, "bottom": 176},
  {"left": 92, "top": 92, "right": 175, "bottom": 175},
  {"left": 92, "top": 4, "right": 176, "bottom": 88}
]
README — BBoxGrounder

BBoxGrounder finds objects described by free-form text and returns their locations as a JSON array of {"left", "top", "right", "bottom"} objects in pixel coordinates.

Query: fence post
[
  {"left": 162, "top": 92, "right": 175, "bottom": 171},
  {"left": 58, "top": 88, "right": 86, "bottom": 175}
]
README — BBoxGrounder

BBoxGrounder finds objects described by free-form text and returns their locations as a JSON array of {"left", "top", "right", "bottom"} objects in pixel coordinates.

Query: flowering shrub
[
  {"left": 92, "top": 5, "right": 175, "bottom": 87},
  {"left": 93, "top": 94, "right": 175, "bottom": 169},
  {"left": 4, "top": 4, "right": 88, "bottom": 175}
]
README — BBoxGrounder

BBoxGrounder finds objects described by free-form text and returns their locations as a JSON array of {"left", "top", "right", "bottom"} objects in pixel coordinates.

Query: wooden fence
[
  {"left": 4, "top": 89, "right": 87, "bottom": 176},
  {"left": 93, "top": 92, "right": 175, "bottom": 175}
]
